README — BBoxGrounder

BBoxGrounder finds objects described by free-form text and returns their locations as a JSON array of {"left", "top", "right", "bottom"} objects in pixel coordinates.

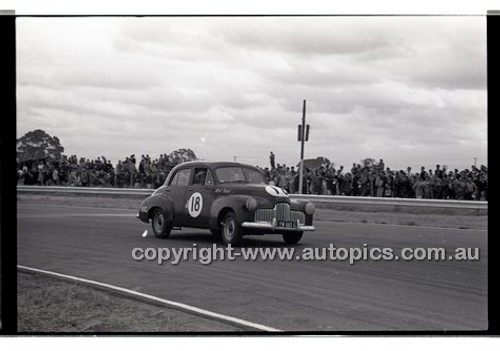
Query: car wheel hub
[
  {"left": 224, "top": 219, "right": 235, "bottom": 241},
  {"left": 154, "top": 213, "right": 164, "bottom": 232}
]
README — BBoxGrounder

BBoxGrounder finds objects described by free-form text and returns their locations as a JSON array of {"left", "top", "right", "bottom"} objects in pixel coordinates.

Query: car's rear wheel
[
  {"left": 282, "top": 231, "right": 303, "bottom": 244},
  {"left": 221, "top": 211, "right": 241, "bottom": 246},
  {"left": 151, "top": 208, "right": 172, "bottom": 239}
]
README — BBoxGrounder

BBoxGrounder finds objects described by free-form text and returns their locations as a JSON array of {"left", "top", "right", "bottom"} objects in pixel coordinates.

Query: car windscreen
[
  {"left": 215, "top": 166, "right": 265, "bottom": 184},
  {"left": 242, "top": 167, "right": 266, "bottom": 184}
]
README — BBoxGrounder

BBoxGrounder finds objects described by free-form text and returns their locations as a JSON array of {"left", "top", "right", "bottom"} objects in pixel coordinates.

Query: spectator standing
[
  {"left": 413, "top": 173, "right": 425, "bottom": 199},
  {"left": 375, "top": 172, "right": 385, "bottom": 197},
  {"left": 80, "top": 167, "right": 89, "bottom": 187},
  {"left": 406, "top": 167, "right": 412, "bottom": 178},
  {"left": 351, "top": 171, "right": 360, "bottom": 196},
  {"left": 52, "top": 168, "right": 59, "bottom": 185},
  {"left": 452, "top": 175, "right": 466, "bottom": 200},
  {"left": 422, "top": 173, "right": 432, "bottom": 199},
  {"left": 465, "top": 178, "right": 477, "bottom": 200},
  {"left": 360, "top": 169, "right": 370, "bottom": 196},
  {"left": 342, "top": 172, "right": 353, "bottom": 196},
  {"left": 37, "top": 163, "right": 45, "bottom": 185},
  {"left": 270, "top": 151, "right": 275, "bottom": 169}
]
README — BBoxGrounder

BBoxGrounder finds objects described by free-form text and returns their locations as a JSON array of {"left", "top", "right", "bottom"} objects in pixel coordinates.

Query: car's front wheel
[
  {"left": 151, "top": 208, "right": 172, "bottom": 239},
  {"left": 221, "top": 211, "right": 241, "bottom": 246},
  {"left": 282, "top": 231, "right": 303, "bottom": 244}
]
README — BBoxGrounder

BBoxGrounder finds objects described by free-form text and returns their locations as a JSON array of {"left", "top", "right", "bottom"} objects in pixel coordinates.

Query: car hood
[{"left": 215, "top": 183, "right": 290, "bottom": 203}]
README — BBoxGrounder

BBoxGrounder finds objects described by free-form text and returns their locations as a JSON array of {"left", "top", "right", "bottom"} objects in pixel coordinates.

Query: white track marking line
[
  {"left": 18, "top": 265, "right": 282, "bottom": 332},
  {"left": 17, "top": 213, "right": 135, "bottom": 217},
  {"left": 18, "top": 203, "right": 135, "bottom": 212}
]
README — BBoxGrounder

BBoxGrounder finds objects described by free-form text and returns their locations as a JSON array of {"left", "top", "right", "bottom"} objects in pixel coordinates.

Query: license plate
[{"left": 277, "top": 220, "right": 297, "bottom": 228}]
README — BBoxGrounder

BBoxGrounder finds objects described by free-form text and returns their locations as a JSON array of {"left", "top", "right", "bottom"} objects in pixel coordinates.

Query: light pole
[{"left": 298, "top": 100, "right": 309, "bottom": 194}]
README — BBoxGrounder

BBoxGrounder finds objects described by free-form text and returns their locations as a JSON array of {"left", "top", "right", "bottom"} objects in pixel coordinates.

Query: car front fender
[
  {"left": 290, "top": 199, "right": 315, "bottom": 225},
  {"left": 209, "top": 195, "right": 255, "bottom": 230}
]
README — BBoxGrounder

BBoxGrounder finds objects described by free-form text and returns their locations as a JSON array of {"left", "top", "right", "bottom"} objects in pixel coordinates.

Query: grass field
[{"left": 18, "top": 270, "right": 240, "bottom": 333}]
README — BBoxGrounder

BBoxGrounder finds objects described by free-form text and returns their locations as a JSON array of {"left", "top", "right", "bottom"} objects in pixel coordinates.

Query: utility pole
[
  {"left": 474, "top": 157, "right": 477, "bottom": 168},
  {"left": 298, "top": 100, "right": 306, "bottom": 194}
]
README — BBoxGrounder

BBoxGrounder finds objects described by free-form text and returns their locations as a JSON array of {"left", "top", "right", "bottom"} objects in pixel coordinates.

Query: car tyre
[
  {"left": 151, "top": 208, "right": 172, "bottom": 239},
  {"left": 221, "top": 211, "right": 241, "bottom": 246},
  {"left": 282, "top": 231, "right": 303, "bottom": 244}
]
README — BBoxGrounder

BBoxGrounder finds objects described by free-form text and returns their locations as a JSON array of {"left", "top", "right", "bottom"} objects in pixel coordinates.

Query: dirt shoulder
[
  {"left": 314, "top": 208, "right": 487, "bottom": 230},
  {"left": 18, "top": 270, "right": 242, "bottom": 333}
]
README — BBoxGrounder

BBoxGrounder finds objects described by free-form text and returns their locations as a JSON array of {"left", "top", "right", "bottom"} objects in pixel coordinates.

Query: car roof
[
  {"left": 174, "top": 161, "right": 260, "bottom": 170},
  {"left": 164, "top": 161, "right": 266, "bottom": 185}
]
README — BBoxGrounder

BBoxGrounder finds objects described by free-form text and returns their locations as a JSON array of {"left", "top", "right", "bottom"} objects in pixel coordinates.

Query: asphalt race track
[{"left": 18, "top": 203, "right": 488, "bottom": 332}]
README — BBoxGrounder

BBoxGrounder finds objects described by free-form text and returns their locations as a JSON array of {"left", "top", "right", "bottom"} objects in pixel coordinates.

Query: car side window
[
  {"left": 205, "top": 170, "right": 215, "bottom": 185},
  {"left": 176, "top": 169, "right": 192, "bottom": 186},
  {"left": 168, "top": 171, "right": 179, "bottom": 186},
  {"left": 192, "top": 168, "right": 214, "bottom": 186},
  {"left": 169, "top": 168, "right": 191, "bottom": 186}
]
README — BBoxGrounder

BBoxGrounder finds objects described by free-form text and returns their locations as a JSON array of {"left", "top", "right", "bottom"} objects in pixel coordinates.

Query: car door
[
  {"left": 165, "top": 167, "right": 192, "bottom": 227},
  {"left": 183, "top": 167, "right": 215, "bottom": 229}
]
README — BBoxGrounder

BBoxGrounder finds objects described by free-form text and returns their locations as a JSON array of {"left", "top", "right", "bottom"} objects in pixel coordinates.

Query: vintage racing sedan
[{"left": 137, "top": 161, "right": 315, "bottom": 245}]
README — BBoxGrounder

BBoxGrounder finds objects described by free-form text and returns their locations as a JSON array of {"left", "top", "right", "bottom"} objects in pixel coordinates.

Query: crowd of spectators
[
  {"left": 17, "top": 153, "right": 179, "bottom": 189},
  {"left": 259, "top": 158, "right": 488, "bottom": 201},
  {"left": 17, "top": 154, "right": 488, "bottom": 200}
]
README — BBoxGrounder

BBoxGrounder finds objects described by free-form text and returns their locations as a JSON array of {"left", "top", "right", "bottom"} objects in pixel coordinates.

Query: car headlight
[
  {"left": 245, "top": 197, "right": 257, "bottom": 211},
  {"left": 304, "top": 202, "right": 315, "bottom": 215}
]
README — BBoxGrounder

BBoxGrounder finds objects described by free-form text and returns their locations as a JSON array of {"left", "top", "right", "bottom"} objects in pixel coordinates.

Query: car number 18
[{"left": 187, "top": 192, "right": 203, "bottom": 218}]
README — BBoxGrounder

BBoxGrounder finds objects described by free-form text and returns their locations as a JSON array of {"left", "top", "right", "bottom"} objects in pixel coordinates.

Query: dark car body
[{"left": 137, "top": 161, "right": 315, "bottom": 244}]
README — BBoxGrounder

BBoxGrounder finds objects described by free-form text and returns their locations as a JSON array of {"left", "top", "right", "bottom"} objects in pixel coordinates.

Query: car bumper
[
  {"left": 136, "top": 210, "right": 149, "bottom": 223},
  {"left": 241, "top": 221, "right": 315, "bottom": 231}
]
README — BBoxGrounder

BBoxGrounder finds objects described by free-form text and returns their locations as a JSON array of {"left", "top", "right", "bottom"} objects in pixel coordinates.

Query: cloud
[{"left": 16, "top": 16, "right": 487, "bottom": 170}]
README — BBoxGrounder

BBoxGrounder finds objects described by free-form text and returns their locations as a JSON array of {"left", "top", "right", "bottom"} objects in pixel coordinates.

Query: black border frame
[
  {"left": 1, "top": 13, "right": 17, "bottom": 335},
  {"left": 1, "top": 13, "right": 497, "bottom": 336}
]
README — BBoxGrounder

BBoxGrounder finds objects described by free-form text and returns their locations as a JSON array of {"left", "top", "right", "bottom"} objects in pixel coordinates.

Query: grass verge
[{"left": 18, "top": 270, "right": 241, "bottom": 332}]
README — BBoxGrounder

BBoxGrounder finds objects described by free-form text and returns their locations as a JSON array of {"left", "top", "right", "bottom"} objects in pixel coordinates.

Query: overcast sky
[{"left": 17, "top": 16, "right": 487, "bottom": 170}]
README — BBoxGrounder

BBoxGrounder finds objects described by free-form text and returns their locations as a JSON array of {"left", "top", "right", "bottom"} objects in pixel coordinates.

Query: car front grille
[
  {"left": 254, "top": 203, "right": 305, "bottom": 224},
  {"left": 275, "top": 202, "right": 291, "bottom": 221}
]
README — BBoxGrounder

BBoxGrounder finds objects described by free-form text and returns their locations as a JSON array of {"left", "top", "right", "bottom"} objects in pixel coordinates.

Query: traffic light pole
[{"left": 299, "top": 99, "right": 306, "bottom": 194}]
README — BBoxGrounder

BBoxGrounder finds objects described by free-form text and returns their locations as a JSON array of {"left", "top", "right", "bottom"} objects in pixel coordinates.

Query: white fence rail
[
  {"left": 17, "top": 185, "right": 488, "bottom": 210},
  {"left": 292, "top": 194, "right": 487, "bottom": 209},
  {"left": 17, "top": 185, "right": 152, "bottom": 196}
]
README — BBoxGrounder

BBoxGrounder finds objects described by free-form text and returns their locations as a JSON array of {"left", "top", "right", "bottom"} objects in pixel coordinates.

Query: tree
[
  {"left": 16, "top": 129, "right": 65, "bottom": 162},
  {"left": 168, "top": 148, "right": 197, "bottom": 165},
  {"left": 302, "top": 156, "right": 331, "bottom": 169},
  {"left": 361, "top": 158, "right": 376, "bottom": 168}
]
